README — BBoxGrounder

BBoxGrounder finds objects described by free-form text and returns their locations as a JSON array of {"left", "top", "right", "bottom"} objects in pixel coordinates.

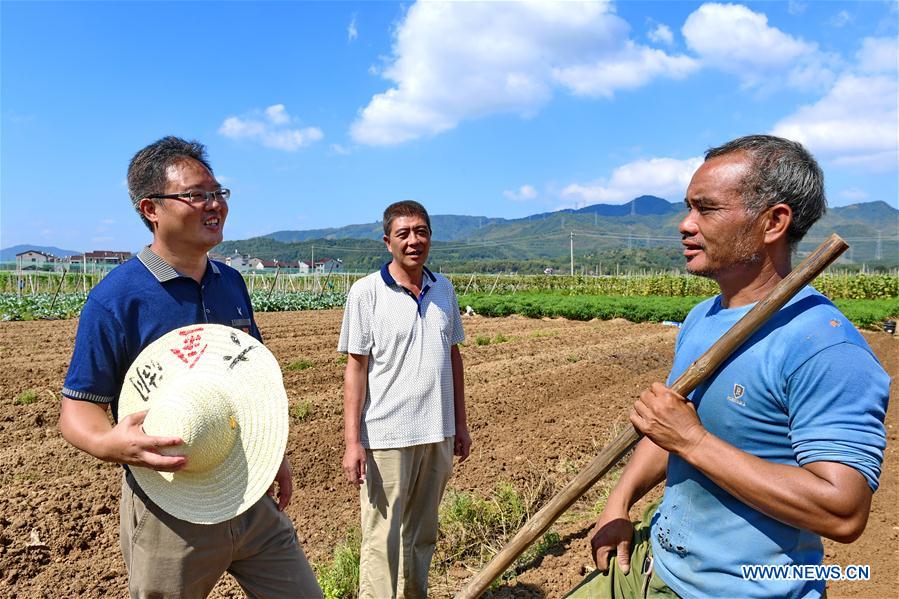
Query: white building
[
  {"left": 225, "top": 251, "right": 246, "bottom": 270},
  {"left": 16, "top": 250, "right": 55, "bottom": 270}
]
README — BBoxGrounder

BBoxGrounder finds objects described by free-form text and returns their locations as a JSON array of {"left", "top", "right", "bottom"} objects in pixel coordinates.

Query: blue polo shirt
[
  {"left": 62, "top": 247, "right": 260, "bottom": 421},
  {"left": 652, "top": 286, "right": 889, "bottom": 599}
]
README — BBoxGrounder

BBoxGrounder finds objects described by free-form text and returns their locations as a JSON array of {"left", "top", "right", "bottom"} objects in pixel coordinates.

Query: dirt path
[{"left": 0, "top": 312, "right": 895, "bottom": 598}]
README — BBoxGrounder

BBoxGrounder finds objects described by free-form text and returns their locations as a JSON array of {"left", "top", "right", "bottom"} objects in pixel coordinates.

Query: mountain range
[
  {"left": 215, "top": 197, "right": 898, "bottom": 274},
  {"left": 0, "top": 244, "right": 83, "bottom": 262},
  {"left": 3, "top": 198, "right": 895, "bottom": 273}
]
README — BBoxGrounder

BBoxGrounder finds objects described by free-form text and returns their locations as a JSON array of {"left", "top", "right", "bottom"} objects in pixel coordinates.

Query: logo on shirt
[{"left": 726, "top": 383, "right": 746, "bottom": 407}]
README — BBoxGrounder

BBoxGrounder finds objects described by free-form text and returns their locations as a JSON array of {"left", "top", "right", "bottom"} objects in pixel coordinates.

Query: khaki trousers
[
  {"left": 359, "top": 438, "right": 454, "bottom": 599},
  {"left": 120, "top": 477, "right": 322, "bottom": 599}
]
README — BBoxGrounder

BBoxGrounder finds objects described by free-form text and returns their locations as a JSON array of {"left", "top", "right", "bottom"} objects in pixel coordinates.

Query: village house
[
  {"left": 89, "top": 250, "right": 131, "bottom": 265},
  {"left": 225, "top": 251, "right": 247, "bottom": 270},
  {"left": 246, "top": 258, "right": 283, "bottom": 270},
  {"left": 15, "top": 250, "right": 58, "bottom": 270},
  {"left": 305, "top": 258, "right": 342, "bottom": 273},
  {"left": 68, "top": 251, "right": 133, "bottom": 268}
]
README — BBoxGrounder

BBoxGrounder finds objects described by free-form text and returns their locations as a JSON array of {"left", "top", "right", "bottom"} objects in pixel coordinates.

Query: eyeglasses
[{"left": 145, "top": 188, "right": 231, "bottom": 207}]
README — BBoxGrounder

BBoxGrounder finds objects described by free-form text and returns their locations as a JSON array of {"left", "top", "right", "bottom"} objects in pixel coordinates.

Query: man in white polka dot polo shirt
[{"left": 339, "top": 200, "right": 471, "bottom": 598}]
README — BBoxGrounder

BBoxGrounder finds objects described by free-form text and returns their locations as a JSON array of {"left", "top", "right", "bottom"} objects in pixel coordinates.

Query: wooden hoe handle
[{"left": 457, "top": 234, "right": 849, "bottom": 598}]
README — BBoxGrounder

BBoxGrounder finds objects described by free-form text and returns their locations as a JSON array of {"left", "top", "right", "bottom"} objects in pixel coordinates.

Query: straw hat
[{"left": 118, "top": 324, "right": 289, "bottom": 524}]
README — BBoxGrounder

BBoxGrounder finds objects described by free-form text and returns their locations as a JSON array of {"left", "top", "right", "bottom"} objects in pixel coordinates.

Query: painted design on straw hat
[{"left": 119, "top": 324, "right": 289, "bottom": 524}]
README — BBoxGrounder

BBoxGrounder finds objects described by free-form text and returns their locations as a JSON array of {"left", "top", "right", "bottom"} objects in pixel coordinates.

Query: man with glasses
[{"left": 59, "top": 136, "right": 322, "bottom": 597}]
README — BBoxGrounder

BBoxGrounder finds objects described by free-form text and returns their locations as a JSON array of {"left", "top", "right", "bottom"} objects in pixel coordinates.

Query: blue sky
[{"left": 2, "top": 1, "right": 896, "bottom": 252}]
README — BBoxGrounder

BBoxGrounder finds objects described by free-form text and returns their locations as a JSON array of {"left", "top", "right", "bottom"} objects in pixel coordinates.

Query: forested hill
[
  {"left": 266, "top": 196, "right": 679, "bottom": 242},
  {"left": 214, "top": 199, "right": 898, "bottom": 274}
]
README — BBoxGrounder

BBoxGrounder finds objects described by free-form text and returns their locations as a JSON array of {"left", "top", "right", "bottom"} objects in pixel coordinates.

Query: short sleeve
[
  {"left": 449, "top": 285, "right": 465, "bottom": 346},
  {"left": 787, "top": 343, "right": 889, "bottom": 491},
  {"left": 237, "top": 273, "right": 263, "bottom": 343},
  {"left": 62, "top": 297, "right": 126, "bottom": 404},
  {"left": 338, "top": 282, "right": 373, "bottom": 355}
]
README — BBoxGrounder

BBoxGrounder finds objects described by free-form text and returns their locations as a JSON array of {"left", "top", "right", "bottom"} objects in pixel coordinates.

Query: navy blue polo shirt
[{"left": 62, "top": 247, "right": 260, "bottom": 420}]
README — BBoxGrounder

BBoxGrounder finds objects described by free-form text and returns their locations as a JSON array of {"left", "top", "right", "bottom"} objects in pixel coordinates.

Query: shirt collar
[
  {"left": 138, "top": 246, "right": 220, "bottom": 283},
  {"left": 379, "top": 261, "right": 436, "bottom": 287}
]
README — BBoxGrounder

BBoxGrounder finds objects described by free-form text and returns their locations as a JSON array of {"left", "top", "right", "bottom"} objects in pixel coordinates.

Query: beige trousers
[
  {"left": 359, "top": 438, "right": 454, "bottom": 599},
  {"left": 120, "top": 477, "right": 322, "bottom": 599}
]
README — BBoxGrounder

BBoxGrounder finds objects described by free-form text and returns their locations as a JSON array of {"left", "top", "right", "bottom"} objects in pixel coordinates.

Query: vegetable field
[
  {"left": 1, "top": 311, "right": 896, "bottom": 598},
  {"left": 2, "top": 272, "right": 896, "bottom": 325}
]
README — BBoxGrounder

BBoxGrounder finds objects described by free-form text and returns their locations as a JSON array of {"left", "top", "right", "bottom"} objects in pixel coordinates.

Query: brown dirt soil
[{"left": 0, "top": 311, "right": 895, "bottom": 598}]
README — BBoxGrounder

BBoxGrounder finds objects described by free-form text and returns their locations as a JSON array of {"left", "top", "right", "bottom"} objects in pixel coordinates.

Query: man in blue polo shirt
[
  {"left": 569, "top": 135, "right": 888, "bottom": 599},
  {"left": 339, "top": 200, "right": 471, "bottom": 598},
  {"left": 59, "top": 136, "right": 322, "bottom": 598}
]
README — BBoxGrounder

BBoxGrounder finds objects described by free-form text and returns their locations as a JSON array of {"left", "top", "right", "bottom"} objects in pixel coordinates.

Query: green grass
[
  {"left": 15, "top": 389, "right": 38, "bottom": 405},
  {"left": 832, "top": 298, "right": 899, "bottom": 327},
  {"left": 292, "top": 400, "right": 313, "bottom": 422},
  {"left": 530, "top": 330, "right": 558, "bottom": 338},
  {"left": 474, "top": 333, "right": 510, "bottom": 346},
  {"left": 436, "top": 480, "right": 559, "bottom": 586},
  {"left": 590, "top": 465, "right": 626, "bottom": 516},
  {"left": 316, "top": 529, "right": 361, "bottom": 599},
  {"left": 459, "top": 292, "right": 899, "bottom": 328},
  {"left": 566, "top": 354, "right": 580, "bottom": 363},
  {"left": 286, "top": 359, "right": 314, "bottom": 371},
  {"left": 336, "top": 354, "right": 348, "bottom": 365}
]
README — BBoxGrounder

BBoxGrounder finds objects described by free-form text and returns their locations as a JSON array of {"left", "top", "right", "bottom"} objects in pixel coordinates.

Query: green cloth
[{"left": 565, "top": 501, "right": 678, "bottom": 599}]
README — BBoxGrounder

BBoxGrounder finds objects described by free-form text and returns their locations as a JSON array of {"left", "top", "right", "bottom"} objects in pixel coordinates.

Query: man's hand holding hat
[{"left": 102, "top": 410, "right": 187, "bottom": 472}]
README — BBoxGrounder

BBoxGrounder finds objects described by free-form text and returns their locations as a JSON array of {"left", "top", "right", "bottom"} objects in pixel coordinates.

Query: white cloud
[
  {"left": 856, "top": 37, "right": 897, "bottom": 74},
  {"left": 553, "top": 42, "right": 698, "bottom": 98},
  {"left": 770, "top": 34, "right": 897, "bottom": 173},
  {"left": 219, "top": 104, "right": 323, "bottom": 151},
  {"left": 829, "top": 10, "right": 854, "bottom": 28},
  {"left": 647, "top": 24, "right": 674, "bottom": 46},
  {"left": 330, "top": 143, "right": 351, "bottom": 155},
  {"left": 561, "top": 156, "right": 703, "bottom": 205},
  {"left": 682, "top": 3, "right": 829, "bottom": 90},
  {"left": 9, "top": 111, "right": 37, "bottom": 124},
  {"left": 265, "top": 104, "right": 290, "bottom": 125},
  {"left": 787, "top": 1, "right": 807, "bottom": 16},
  {"left": 771, "top": 73, "right": 898, "bottom": 172},
  {"left": 351, "top": 1, "right": 696, "bottom": 145},
  {"left": 348, "top": 14, "right": 358, "bottom": 42},
  {"left": 503, "top": 184, "right": 538, "bottom": 202},
  {"left": 839, "top": 188, "right": 869, "bottom": 202}
]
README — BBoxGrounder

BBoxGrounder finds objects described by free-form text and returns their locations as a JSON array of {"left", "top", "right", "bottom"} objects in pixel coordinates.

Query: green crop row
[
  {"left": 459, "top": 293, "right": 702, "bottom": 323},
  {"left": 459, "top": 292, "right": 899, "bottom": 328},
  {"left": 0, "top": 291, "right": 348, "bottom": 321},
  {"left": 3, "top": 287, "right": 896, "bottom": 327},
  {"left": 832, "top": 298, "right": 899, "bottom": 327},
  {"left": 0, "top": 293, "right": 88, "bottom": 321},
  {"left": 249, "top": 291, "right": 347, "bottom": 312},
  {"left": 448, "top": 273, "right": 898, "bottom": 300}
]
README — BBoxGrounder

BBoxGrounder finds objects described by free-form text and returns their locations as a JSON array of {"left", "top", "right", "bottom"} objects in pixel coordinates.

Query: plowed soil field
[{"left": 0, "top": 311, "right": 895, "bottom": 598}]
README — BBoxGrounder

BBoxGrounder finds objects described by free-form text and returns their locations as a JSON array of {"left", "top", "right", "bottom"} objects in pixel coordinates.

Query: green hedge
[
  {"left": 4, "top": 288, "right": 897, "bottom": 327},
  {"left": 448, "top": 273, "right": 897, "bottom": 300},
  {"left": 459, "top": 292, "right": 899, "bottom": 328}
]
